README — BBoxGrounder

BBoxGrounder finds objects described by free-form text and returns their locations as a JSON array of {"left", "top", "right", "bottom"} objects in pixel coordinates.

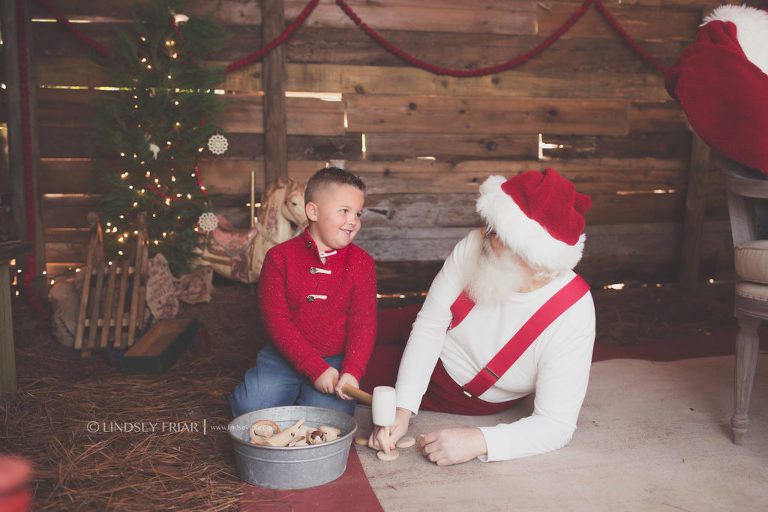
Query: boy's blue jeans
[{"left": 229, "top": 344, "right": 356, "bottom": 418}]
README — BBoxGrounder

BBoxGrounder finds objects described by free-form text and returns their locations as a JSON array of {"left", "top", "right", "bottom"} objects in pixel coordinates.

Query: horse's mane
[
  {"left": 257, "top": 177, "right": 303, "bottom": 234},
  {"left": 204, "top": 177, "right": 305, "bottom": 283}
]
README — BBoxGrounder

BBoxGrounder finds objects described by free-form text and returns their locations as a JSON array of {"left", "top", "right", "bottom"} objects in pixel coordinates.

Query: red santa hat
[
  {"left": 665, "top": 5, "right": 768, "bottom": 174},
  {"left": 476, "top": 169, "right": 591, "bottom": 272}
]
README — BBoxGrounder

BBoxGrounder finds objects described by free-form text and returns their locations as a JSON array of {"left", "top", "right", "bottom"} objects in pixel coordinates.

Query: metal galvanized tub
[{"left": 228, "top": 405, "right": 358, "bottom": 490}]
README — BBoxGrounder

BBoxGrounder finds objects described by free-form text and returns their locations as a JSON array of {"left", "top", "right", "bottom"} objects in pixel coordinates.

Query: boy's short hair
[{"left": 304, "top": 167, "right": 366, "bottom": 204}]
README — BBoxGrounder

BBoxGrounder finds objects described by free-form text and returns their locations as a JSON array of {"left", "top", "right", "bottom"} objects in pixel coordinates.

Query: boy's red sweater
[{"left": 257, "top": 229, "right": 378, "bottom": 382}]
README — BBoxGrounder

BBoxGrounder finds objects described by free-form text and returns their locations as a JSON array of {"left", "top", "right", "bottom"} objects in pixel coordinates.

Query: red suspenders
[{"left": 449, "top": 275, "right": 590, "bottom": 398}]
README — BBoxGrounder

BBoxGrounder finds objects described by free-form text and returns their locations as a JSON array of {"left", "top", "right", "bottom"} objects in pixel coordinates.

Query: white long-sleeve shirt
[{"left": 395, "top": 230, "right": 596, "bottom": 461}]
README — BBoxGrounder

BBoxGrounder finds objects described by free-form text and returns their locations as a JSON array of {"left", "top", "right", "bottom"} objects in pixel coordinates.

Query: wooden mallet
[
  {"left": 372, "top": 386, "right": 397, "bottom": 451},
  {"left": 335, "top": 382, "right": 397, "bottom": 450},
  {"left": 337, "top": 383, "right": 373, "bottom": 405}
]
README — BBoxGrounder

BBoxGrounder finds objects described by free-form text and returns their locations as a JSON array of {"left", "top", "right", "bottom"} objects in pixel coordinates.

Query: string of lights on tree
[{"left": 88, "top": 0, "right": 230, "bottom": 274}]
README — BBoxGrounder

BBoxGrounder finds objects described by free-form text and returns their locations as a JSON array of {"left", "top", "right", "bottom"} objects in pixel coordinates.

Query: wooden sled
[{"left": 73, "top": 212, "right": 149, "bottom": 356}]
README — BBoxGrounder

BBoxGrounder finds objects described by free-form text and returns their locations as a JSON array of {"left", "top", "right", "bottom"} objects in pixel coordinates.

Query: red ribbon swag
[
  {"left": 39, "top": 0, "right": 667, "bottom": 79},
  {"left": 336, "top": 0, "right": 593, "bottom": 77}
]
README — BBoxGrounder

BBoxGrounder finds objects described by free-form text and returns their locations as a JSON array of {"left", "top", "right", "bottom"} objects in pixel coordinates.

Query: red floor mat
[{"left": 239, "top": 447, "right": 384, "bottom": 512}]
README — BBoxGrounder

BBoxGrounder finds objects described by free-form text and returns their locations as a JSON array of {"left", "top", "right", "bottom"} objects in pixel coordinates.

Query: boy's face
[{"left": 305, "top": 183, "right": 365, "bottom": 253}]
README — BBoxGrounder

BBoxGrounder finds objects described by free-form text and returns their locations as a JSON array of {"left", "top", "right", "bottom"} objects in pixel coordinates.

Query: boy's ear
[{"left": 305, "top": 201, "right": 318, "bottom": 221}]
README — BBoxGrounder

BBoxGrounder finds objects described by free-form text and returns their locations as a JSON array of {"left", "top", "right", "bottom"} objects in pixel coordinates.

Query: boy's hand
[
  {"left": 313, "top": 367, "right": 339, "bottom": 394},
  {"left": 334, "top": 373, "right": 359, "bottom": 400}
]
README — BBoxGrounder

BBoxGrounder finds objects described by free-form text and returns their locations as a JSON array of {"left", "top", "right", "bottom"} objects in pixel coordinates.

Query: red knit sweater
[{"left": 257, "top": 228, "right": 378, "bottom": 382}]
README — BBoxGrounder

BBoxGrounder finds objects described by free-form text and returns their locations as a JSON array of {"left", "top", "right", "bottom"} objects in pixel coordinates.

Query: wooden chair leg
[{"left": 732, "top": 315, "right": 761, "bottom": 444}]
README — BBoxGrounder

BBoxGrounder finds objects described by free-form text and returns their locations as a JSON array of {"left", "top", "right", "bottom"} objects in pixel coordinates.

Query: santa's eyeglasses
[{"left": 484, "top": 226, "right": 497, "bottom": 238}]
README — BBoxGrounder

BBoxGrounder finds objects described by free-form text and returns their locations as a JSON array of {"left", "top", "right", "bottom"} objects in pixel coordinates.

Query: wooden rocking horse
[{"left": 201, "top": 177, "right": 307, "bottom": 283}]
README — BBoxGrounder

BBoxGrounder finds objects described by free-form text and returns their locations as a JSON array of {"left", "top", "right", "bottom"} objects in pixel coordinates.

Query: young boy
[{"left": 229, "top": 167, "right": 377, "bottom": 417}]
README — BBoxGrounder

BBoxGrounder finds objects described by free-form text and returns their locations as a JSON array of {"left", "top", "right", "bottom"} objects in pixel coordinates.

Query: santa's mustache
[{"left": 467, "top": 239, "right": 534, "bottom": 304}]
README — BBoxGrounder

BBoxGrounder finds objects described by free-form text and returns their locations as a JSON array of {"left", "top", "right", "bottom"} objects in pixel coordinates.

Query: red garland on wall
[
  {"left": 593, "top": 0, "right": 666, "bottom": 75},
  {"left": 39, "top": 0, "right": 668, "bottom": 77},
  {"left": 226, "top": 0, "right": 320, "bottom": 73},
  {"left": 336, "top": 0, "right": 592, "bottom": 77},
  {"left": 37, "top": 0, "right": 111, "bottom": 57},
  {"left": 336, "top": 0, "right": 666, "bottom": 76}
]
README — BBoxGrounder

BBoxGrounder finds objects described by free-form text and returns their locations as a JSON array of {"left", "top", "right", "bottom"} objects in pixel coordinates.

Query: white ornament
[
  {"left": 144, "top": 133, "right": 160, "bottom": 159},
  {"left": 148, "top": 143, "right": 160, "bottom": 159},
  {"left": 198, "top": 212, "right": 218, "bottom": 232},
  {"left": 207, "top": 133, "right": 229, "bottom": 155},
  {"left": 170, "top": 9, "right": 189, "bottom": 25}
]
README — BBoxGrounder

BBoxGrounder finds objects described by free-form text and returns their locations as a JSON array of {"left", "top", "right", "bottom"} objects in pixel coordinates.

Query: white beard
[{"left": 466, "top": 239, "right": 536, "bottom": 305}]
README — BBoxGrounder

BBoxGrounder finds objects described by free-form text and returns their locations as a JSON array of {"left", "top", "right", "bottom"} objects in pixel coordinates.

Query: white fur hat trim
[
  {"left": 703, "top": 5, "right": 768, "bottom": 75},
  {"left": 476, "top": 175, "right": 585, "bottom": 272}
]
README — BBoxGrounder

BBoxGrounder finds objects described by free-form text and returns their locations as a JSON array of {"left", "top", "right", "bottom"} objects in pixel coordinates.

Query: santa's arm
[
  {"left": 477, "top": 298, "right": 596, "bottom": 461},
  {"left": 395, "top": 230, "right": 482, "bottom": 413}
]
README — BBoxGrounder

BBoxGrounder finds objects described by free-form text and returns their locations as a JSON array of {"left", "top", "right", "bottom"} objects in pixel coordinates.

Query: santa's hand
[
  {"left": 369, "top": 407, "right": 411, "bottom": 454},
  {"left": 418, "top": 427, "right": 487, "bottom": 466}
]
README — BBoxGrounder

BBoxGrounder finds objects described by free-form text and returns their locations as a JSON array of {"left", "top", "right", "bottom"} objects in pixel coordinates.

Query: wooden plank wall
[{"left": 24, "top": 0, "right": 768, "bottom": 291}]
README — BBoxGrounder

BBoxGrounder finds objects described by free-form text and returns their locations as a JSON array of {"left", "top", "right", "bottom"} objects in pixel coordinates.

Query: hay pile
[
  {"left": 2, "top": 279, "right": 268, "bottom": 511},
  {"left": 3, "top": 377, "right": 241, "bottom": 511},
  {"left": 1, "top": 277, "right": 736, "bottom": 510}
]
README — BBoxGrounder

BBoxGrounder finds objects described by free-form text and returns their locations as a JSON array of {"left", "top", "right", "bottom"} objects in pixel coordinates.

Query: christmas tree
[{"left": 89, "top": 0, "right": 230, "bottom": 273}]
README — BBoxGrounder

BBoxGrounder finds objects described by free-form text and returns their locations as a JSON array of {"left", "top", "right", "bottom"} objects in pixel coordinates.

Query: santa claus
[{"left": 364, "top": 169, "right": 596, "bottom": 465}]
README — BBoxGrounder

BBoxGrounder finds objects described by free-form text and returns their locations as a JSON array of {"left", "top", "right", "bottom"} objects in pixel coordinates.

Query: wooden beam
[
  {"left": 262, "top": 0, "right": 288, "bottom": 184},
  {"left": 0, "top": 258, "right": 16, "bottom": 397},
  {"left": 2, "top": 0, "right": 26, "bottom": 244},
  {"left": 0, "top": 241, "right": 29, "bottom": 398},
  {"left": 2, "top": 0, "right": 46, "bottom": 299},
  {"left": 679, "top": 131, "right": 711, "bottom": 291}
]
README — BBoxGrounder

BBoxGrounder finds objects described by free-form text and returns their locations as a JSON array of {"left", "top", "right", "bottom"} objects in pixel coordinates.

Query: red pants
[{"left": 361, "top": 305, "right": 523, "bottom": 416}]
